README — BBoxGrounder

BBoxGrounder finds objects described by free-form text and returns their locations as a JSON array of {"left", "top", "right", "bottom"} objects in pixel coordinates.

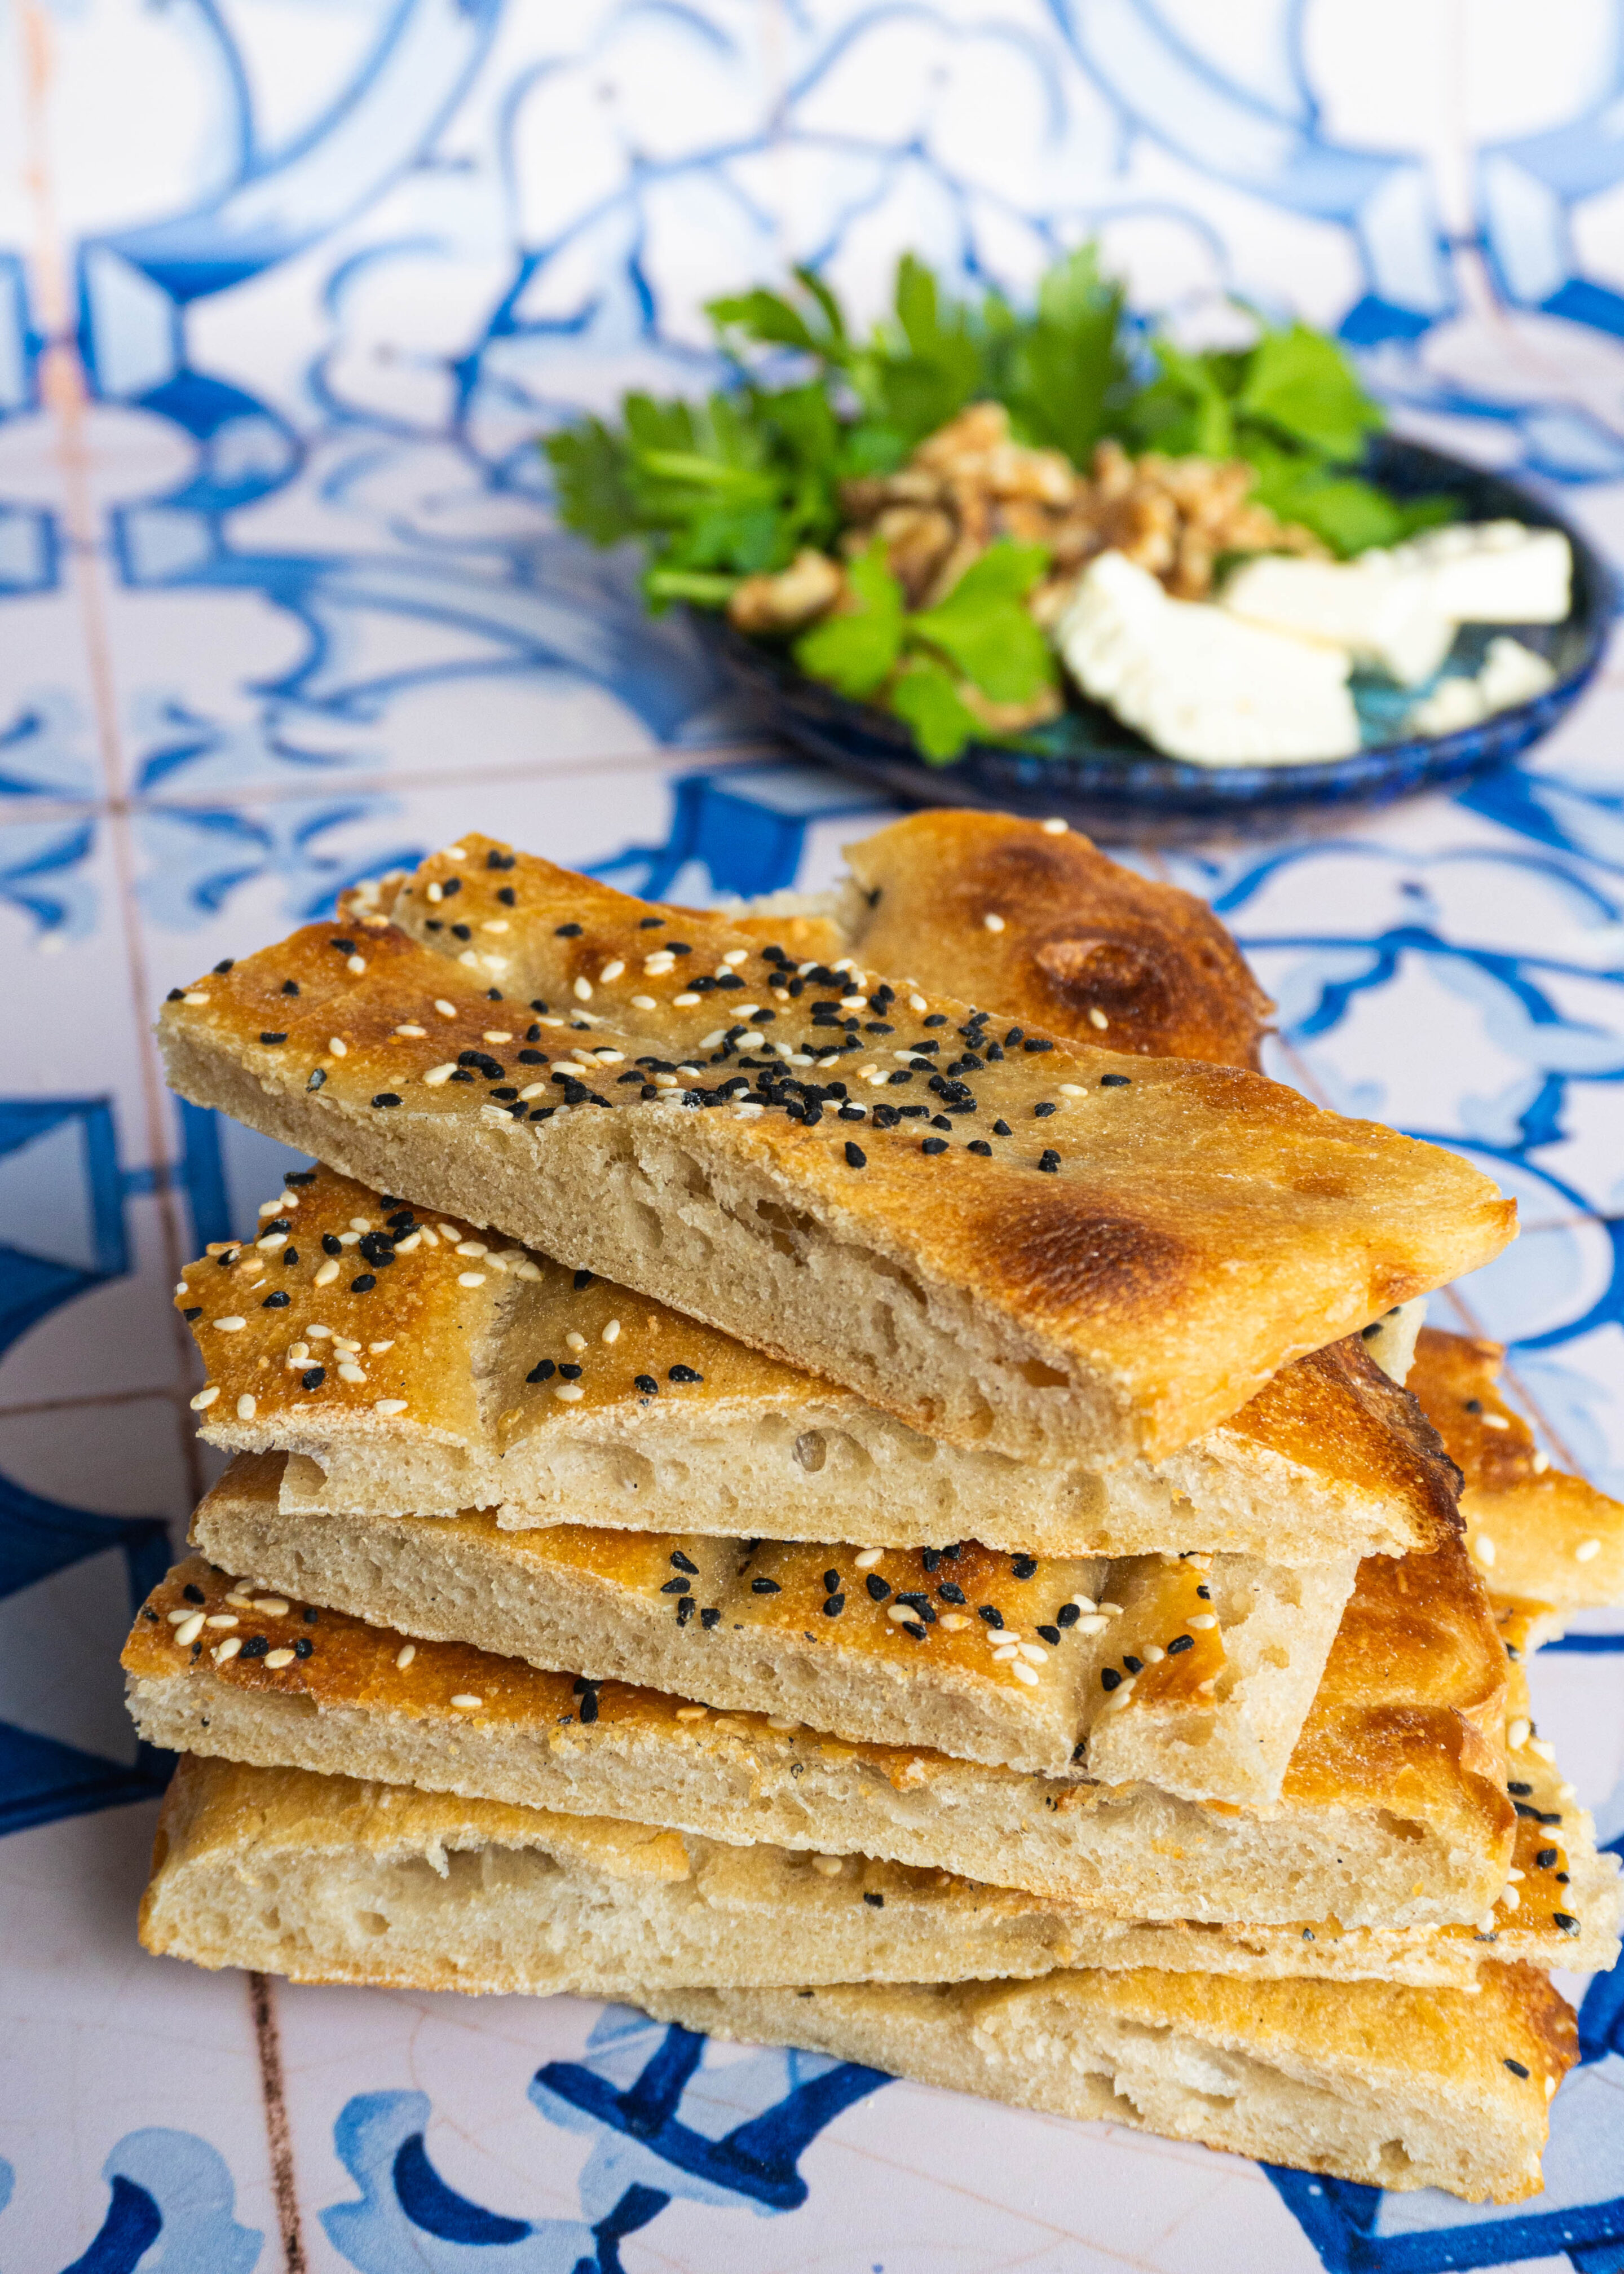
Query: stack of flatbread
[{"left": 125, "top": 811, "right": 1622, "bottom": 2205}]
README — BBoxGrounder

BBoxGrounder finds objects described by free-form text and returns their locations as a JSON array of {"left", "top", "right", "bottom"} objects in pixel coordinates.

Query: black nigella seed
[
  {"left": 993, "top": 1118, "right": 1012, "bottom": 1136},
  {"left": 823, "top": 1570, "right": 841, "bottom": 1593},
  {"left": 1100, "top": 1073, "right": 1131, "bottom": 1088},
  {"left": 451, "top": 924, "right": 471, "bottom": 941},
  {"left": 1037, "top": 1624, "right": 1061, "bottom": 1645},
  {"left": 1012, "top": 1555, "right": 1038, "bottom": 1580},
  {"left": 573, "top": 1268, "right": 594, "bottom": 1290},
  {"left": 1504, "top": 2058, "right": 1529, "bottom": 2078},
  {"left": 182, "top": 1306, "right": 202, "bottom": 1321},
  {"left": 844, "top": 1141, "right": 866, "bottom": 1169},
  {"left": 497, "top": 887, "right": 516, "bottom": 905},
  {"left": 262, "top": 1291, "right": 290, "bottom": 1309},
  {"left": 822, "top": 1594, "right": 845, "bottom": 1616},
  {"left": 668, "top": 1364, "right": 703, "bottom": 1384},
  {"left": 1004, "top": 1028, "right": 1023, "bottom": 1046},
  {"left": 484, "top": 850, "right": 513, "bottom": 870},
  {"left": 1554, "top": 1912, "right": 1580, "bottom": 1933},
  {"left": 634, "top": 1374, "right": 657, "bottom": 1395},
  {"left": 978, "top": 1606, "right": 1004, "bottom": 1629},
  {"left": 350, "top": 1273, "right": 376, "bottom": 1293},
  {"left": 751, "top": 1576, "right": 780, "bottom": 1594},
  {"left": 1057, "top": 1603, "right": 1080, "bottom": 1627},
  {"left": 167, "top": 988, "right": 184, "bottom": 1001},
  {"left": 490, "top": 1086, "right": 518, "bottom": 1100},
  {"left": 321, "top": 1233, "right": 342, "bottom": 1255},
  {"left": 1166, "top": 1633, "right": 1195, "bottom": 1655},
  {"left": 920, "top": 1549, "right": 942, "bottom": 1572},
  {"left": 372, "top": 1093, "right": 402, "bottom": 1108},
  {"left": 866, "top": 1574, "right": 892, "bottom": 1601},
  {"left": 555, "top": 922, "right": 582, "bottom": 937},
  {"left": 1101, "top": 1667, "right": 1122, "bottom": 1691},
  {"left": 259, "top": 1031, "right": 287, "bottom": 1046},
  {"left": 1038, "top": 1150, "right": 1060, "bottom": 1173},
  {"left": 923, "top": 1013, "right": 946, "bottom": 1028},
  {"left": 1023, "top": 1038, "right": 1053, "bottom": 1053},
  {"left": 558, "top": 1363, "right": 582, "bottom": 1381},
  {"left": 660, "top": 1577, "right": 691, "bottom": 1596},
  {"left": 282, "top": 1249, "right": 298, "bottom": 1266},
  {"left": 863, "top": 1890, "right": 884, "bottom": 1908},
  {"left": 967, "top": 1139, "right": 991, "bottom": 1156},
  {"left": 579, "top": 1690, "right": 599, "bottom": 1722},
  {"left": 281, "top": 980, "right": 299, "bottom": 996},
  {"left": 1507, "top": 1782, "right": 1533, "bottom": 1796},
  {"left": 303, "top": 1606, "right": 318, "bottom": 1623},
  {"left": 670, "top": 1552, "right": 698, "bottom": 1574},
  {"left": 938, "top": 1583, "right": 966, "bottom": 1605},
  {"left": 1536, "top": 1848, "right": 1559, "bottom": 1869},
  {"left": 1122, "top": 1654, "right": 1144, "bottom": 1675},
  {"left": 677, "top": 1596, "right": 695, "bottom": 1625},
  {"left": 528, "top": 1360, "right": 556, "bottom": 1382},
  {"left": 1197, "top": 1584, "right": 1211, "bottom": 1599},
  {"left": 183, "top": 1584, "right": 205, "bottom": 1605},
  {"left": 293, "top": 1637, "right": 313, "bottom": 1659},
  {"left": 1464, "top": 1398, "right": 1484, "bottom": 1412},
  {"left": 921, "top": 1138, "right": 947, "bottom": 1156},
  {"left": 239, "top": 1635, "right": 270, "bottom": 1659},
  {"left": 930, "top": 1113, "right": 952, "bottom": 1129},
  {"left": 1034, "top": 1101, "right": 1056, "bottom": 1118},
  {"left": 699, "top": 1606, "right": 721, "bottom": 1629},
  {"left": 302, "top": 1366, "right": 325, "bottom": 1389},
  {"left": 639, "top": 915, "right": 664, "bottom": 929},
  {"left": 518, "top": 1050, "right": 546, "bottom": 1065}
]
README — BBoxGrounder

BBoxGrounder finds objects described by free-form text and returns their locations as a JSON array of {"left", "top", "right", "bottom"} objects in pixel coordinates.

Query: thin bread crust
[{"left": 156, "top": 836, "right": 1515, "bottom": 1465}]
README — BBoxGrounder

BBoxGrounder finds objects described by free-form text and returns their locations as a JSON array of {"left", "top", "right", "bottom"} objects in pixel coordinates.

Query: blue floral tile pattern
[{"left": 3, "top": 5, "right": 1624, "bottom": 2267}]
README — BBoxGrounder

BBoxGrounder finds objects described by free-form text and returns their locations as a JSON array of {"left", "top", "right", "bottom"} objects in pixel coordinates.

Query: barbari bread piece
[
  {"left": 818, "top": 809, "right": 1276, "bottom": 1068},
  {"left": 638, "top": 1964, "right": 1574, "bottom": 2205},
  {"left": 133, "top": 1751, "right": 1621, "bottom": 2003},
  {"left": 187, "top": 1454, "right": 1356, "bottom": 1799},
  {"left": 1409, "top": 1326, "right": 1624, "bottom": 1606},
  {"left": 125, "top": 1544, "right": 1520, "bottom": 1929},
  {"left": 182, "top": 1166, "right": 1463, "bottom": 1564},
  {"left": 156, "top": 834, "right": 1515, "bottom": 1465}
]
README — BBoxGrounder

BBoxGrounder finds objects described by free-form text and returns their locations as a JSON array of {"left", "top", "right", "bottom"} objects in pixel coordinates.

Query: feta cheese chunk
[
  {"left": 1406, "top": 637, "right": 1556, "bottom": 737},
  {"left": 1056, "top": 552, "right": 1361, "bottom": 767},
  {"left": 1221, "top": 554, "right": 1454, "bottom": 686},
  {"left": 1396, "top": 522, "right": 1571, "bottom": 625}
]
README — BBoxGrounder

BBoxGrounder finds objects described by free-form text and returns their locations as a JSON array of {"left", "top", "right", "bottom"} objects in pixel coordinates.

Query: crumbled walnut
[{"left": 727, "top": 548, "right": 845, "bottom": 635}]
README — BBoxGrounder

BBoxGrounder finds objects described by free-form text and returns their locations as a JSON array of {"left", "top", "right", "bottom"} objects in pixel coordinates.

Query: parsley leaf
[
  {"left": 890, "top": 659, "right": 984, "bottom": 763},
  {"left": 908, "top": 542, "right": 1055, "bottom": 702},
  {"left": 793, "top": 545, "right": 904, "bottom": 697}
]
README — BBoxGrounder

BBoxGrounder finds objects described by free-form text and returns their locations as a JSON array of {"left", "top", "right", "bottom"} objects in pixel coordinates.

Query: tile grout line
[
  {"left": 22, "top": 0, "right": 204, "bottom": 1506},
  {"left": 249, "top": 1972, "right": 308, "bottom": 2273}
]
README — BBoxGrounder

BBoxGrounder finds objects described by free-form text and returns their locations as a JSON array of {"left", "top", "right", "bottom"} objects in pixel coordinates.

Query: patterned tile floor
[{"left": 5, "top": 359, "right": 1624, "bottom": 2269}]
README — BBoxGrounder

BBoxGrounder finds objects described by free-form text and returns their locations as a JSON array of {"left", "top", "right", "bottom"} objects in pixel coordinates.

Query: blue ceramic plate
[{"left": 691, "top": 438, "right": 1612, "bottom": 841}]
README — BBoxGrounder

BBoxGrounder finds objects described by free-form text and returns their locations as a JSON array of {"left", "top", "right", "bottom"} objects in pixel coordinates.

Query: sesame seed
[
  {"left": 573, "top": 977, "right": 593, "bottom": 1001},
  {"left": 553, "top": 1382, "right": 585, "bottom": 1401},
  {"left": 215, "top": 1315, "right": 246, "bottom": 1332},
  {"left": 1508, "top": 1717, "right": 1532, "bottom": 1750},
  {"left": 602, "top": 1319, "right": 621, "bottom": 1343},
  {"left": 457, "top": 1271, "right": 486, "bottom": 1288},
  {"left": 1476, "top": 1535, "right": 1497, "bottom": 1567},
  {"left": 213, "top": 1637, "right": 242, "bottom": 1663},
  {"left": 853, "top": 1548, "right": 884, "bottom": 1570},
  {"left": 673, "top": 991, "right": 700, "bottom": 1007},
  {"left": 1576, "top": 1537, "right": 1601, "bottom": 1562},
  {"left": 396, "top": 1643, "right": 416, "bottom": 1669},
  {"left": 263, "top": 1648, "right": 295, "bottom": 1668},
  {"left": 236, "top": 1393, "right": 256, "bottom": 1420},
  {"left": 1187, "top": 1613, "right": 1217, "bottom": 1630},
  {"left": 630, "top": 994, "right": 656, "bottom": 1010},
  {"left": 450, "top": 1694, "right": 482, "bottom": 1709},
  {"left": 983, "top": 913, "right": 1005, "bottom": 932},
  {"left": 174, "top": 1613, "right": 205, "bottom": 1645},
  {"left": 314, "top": 1259, "right": 340, "bottom": 1286},
  {"left": 600, "top": 960, "right": 625, "bottom": 982},
  {"left": 1041, "top": 817, "right": 1067, "bottom": 834},
  {"left": 338, "top": 1362, "right": 366, "bottom": 1385},
  {"left": 190, "top": 1386, "right": 220, "bottom": 1411},
  {"left": 183, "top": 991, "right": 209, "bottom": 1006},
  {"left": 375, "top": 1398, "right": 408, "bottom": 1416}
]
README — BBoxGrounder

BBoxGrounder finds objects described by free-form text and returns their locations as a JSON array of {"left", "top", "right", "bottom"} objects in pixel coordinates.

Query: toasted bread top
[
  {"left": 841, "top": 811, "right": 1273, "bottom": 1068},
  {"left": 157, "top": 836, "right": 1515, "bottom": 1462}
]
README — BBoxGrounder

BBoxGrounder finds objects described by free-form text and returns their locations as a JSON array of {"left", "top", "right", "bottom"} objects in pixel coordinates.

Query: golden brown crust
[
  {"left": 1409, "top": 1327, "right": 1624, "bottom": 1606},
  {"left": 840, "top": 811, "right": 1274, "bottom": 1068},
  {"left": 156, "top": 835, "right": 1515, "bottom": 1464}
]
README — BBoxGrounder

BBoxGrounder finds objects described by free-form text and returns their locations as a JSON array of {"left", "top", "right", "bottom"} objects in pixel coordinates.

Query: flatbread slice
[
  {"left": 156, "top": 835, "right": 1515, "bottom": 1465},
  {"left": 1409, "top": 1325, "right": 1624, "bottom": 1605},
  {"left": 137, "top": 1749, "right": 1618, "bottom": 2007},
  {"left": 182, "top": 1164, "right": 1463, "bottom": 1563},
  {"left": 637, "top": 1964, "right": 1573, "bottom": 2205},
  {"left": 123, "top": 1540, "right": 1520, "bottom": 1930},
  {"left": 187, "top": 1453, "right": 1355, "bottom": 1799}
]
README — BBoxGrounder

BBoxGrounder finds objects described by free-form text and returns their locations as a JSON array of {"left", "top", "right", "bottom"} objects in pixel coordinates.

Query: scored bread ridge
[
  {"left": 186, "top": 1164, "right": 1464, "bottom": 1563},
  {"left": 744, "top": 809, "right": 1277, "bottom": 1070},
  {"left": 1410, "top": 1327, "right": 1624, "bottom": 1607},
  {"left": 156, "top": 833, "right": 1515, "bottom": 1467},
  {"left": 138, "top": 1747, "right": 1621, "bottom": 1997},
  {"left": 124, "top": 1549, "right": 1530, "bottom": 1931},
  {"left": 189, "top": 1453, "right": 1357, "bottom": 1800},
  {"left": 636, "top": 1965, "right": 1574, "bottom": 2205}
]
